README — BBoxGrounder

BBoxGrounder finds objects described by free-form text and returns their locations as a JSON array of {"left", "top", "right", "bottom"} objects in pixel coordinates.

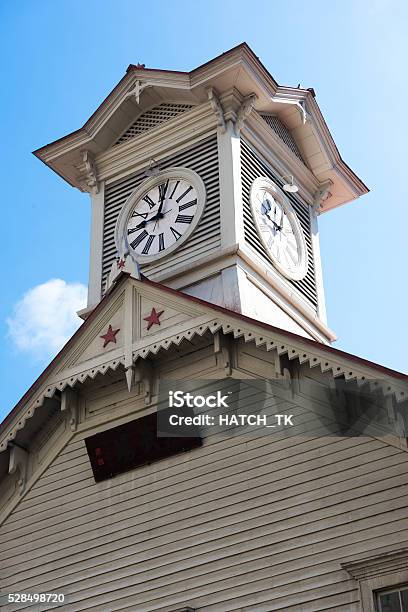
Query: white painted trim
[
  {"left": 309, "top": 208, "right": 328, "bottom": 325},
  {"left": 217, "top": 121, "right": 244, "bottom": 249},
  {"left": 87, "top": 182, "right": 105, "bottom": 307},
  {"left": 243, "top": 114, "right": 319, "bottom": 204},
  {"left": 243, "top": 271, "right": 327, "bottom": 344},
  {"left": 237, "top": 244, "right": 336, "bottom": 342},
  {"left": 343, "top": 548, "right": 408, "bottom": 612},
  {"left": 97, "top": 104, "right": 217, "bottom": 184}
]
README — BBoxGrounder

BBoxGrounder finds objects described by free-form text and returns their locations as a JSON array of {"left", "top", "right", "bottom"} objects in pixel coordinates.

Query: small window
[
  {"left": 85, "top": 411, "right": 202, "bottom": 482},
  {"left": 377, "top": 586, "right": 408, "bottom": 612}
]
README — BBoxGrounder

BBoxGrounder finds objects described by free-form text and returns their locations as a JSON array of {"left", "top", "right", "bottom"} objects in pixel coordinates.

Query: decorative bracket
[
  {"left": 8, "top": 443, "right": 28, "bottom": 495},
  {"left": 207, "top": 88, "right": 226, "bottom": 133},
  {"left": 271, "top": 98, "right": 309, "bottom": 125},
  {"left": 297, "top": 100, "right": 309, "bottom": 125},
  {"left": 273, "top": 351, "right": 292, "bottom": 391},
  {"left": 214, "top": 332, "right": 232, "bottom": 376},
  {"left": 134, "top": 359, "right": 154, "bottom": 404},
  {"left": 125, "top": 79, "right": 151, "bottom": 105},
  {"left": 313, "top": 180, "right": 333, "bottom": 215},
  {"left": 61, "top": 388, "right": 79, "bottom": 432},
  {"left": 234, "top": 93, "right": 257, "bottom": 135},
  {"left": 82, "top": 150, "right": 99, "bottom": 194},
  {"left": 385, "top": 395, "right": 408, "bottom": 447}
]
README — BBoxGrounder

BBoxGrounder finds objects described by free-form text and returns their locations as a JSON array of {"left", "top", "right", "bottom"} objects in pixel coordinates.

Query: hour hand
[{"left": 262, "top": 210, "right": 281, "bottom": 231}]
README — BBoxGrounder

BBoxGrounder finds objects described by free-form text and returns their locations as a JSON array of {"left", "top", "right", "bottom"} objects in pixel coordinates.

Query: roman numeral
[
  {"left": 176, "top": 185, "right": 193, "bottom": 203},
  {"left": 131, "top": 211, "right": 148, "bottom": 219},
  {"left": 169, "top": 181, "right": 180, "bottom": 199},
  {"left": 178, "top": 198, "right": 197, "bottom": 211},
  {"left": 175, "top": 214, "right": 193, "bottom": 224},
  {"left": 142, "top": 194, "right": 156, "bottom": 209},
  {"left": 141, "top": 234, "right": 155, "bottom": 254},
  {"left": 130, "top": 230, "right": 148, "bottom": 249},
  {"left": 158, "top": 233, "right": 165, "bottom": 251},
  {"left": 158, "top": 180, "right": 169, "bottom": 201},
  {"left": 170, "top": 227, "right": 182, "bottom": 241}
]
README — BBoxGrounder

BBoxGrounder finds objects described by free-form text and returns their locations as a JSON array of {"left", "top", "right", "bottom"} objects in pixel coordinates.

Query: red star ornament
[
  {"left": 143, "top": 307, "right": 164, "bottom": 331},
  {"left": 100, "top": 324, "right": 120, "bottom": 348},
  {"left": 117, "top": 258, "right": 126, "bottom": 269}
]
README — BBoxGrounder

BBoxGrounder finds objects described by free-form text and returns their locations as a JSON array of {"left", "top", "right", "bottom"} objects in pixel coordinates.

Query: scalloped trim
[{"left": 2, "top": 316, "right": 406, "bottom": 452}]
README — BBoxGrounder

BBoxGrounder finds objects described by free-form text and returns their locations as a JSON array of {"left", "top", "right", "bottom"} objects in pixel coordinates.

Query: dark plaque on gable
[{"left": 85, "top": 411, "right": 202, "bottom": 482}]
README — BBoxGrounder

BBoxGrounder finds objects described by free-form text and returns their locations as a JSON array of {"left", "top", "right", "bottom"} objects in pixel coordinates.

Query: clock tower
[
  {"left": 3, "top": 45, "right": 408, "bottom": 612},
  {"left": 34, "top": 43, "right": 368, "bottom": 345}
]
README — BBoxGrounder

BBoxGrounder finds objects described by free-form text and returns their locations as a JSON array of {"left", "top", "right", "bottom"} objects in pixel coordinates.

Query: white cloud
[{"left": 7, "top": 279, "right": 87, "bottom": 361}]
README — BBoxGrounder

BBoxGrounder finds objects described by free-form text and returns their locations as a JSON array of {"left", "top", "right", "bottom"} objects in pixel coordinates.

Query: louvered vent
[
  {"left": 241, "top": 139, "right": 317, "bottom": 310},
  {"left": 115, "top": 103, "right": 194, "bottom": 145},
  {"left": 260, "top": 114, "right": 305, "bottom": 163},
  {"left": 103, "top": 135, "right": 220, "bottom": 289}
]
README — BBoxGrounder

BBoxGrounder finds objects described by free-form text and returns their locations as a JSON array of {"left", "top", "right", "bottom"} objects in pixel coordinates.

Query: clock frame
[
  {"left": 115, "top": 167, "right": 206, "bottom": 264},
  {"left": 250, "top": 177, "right": 308, "bottom": 281}
]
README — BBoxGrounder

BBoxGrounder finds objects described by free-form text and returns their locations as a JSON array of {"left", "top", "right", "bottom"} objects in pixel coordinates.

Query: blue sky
[{"left": 0, "top": 0, "right": 407, "bottom": 421}]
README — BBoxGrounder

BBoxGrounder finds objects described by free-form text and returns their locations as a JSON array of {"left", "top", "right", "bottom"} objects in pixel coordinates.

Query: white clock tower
[
  {"left": 4, "top": 45, "right": 408, "bottom": 612},
  {"left": 34, "top": 44, "right": 368, "bottom": 345}
]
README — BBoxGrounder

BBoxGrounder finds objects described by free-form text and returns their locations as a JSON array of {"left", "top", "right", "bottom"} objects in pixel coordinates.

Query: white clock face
[
  {"left": 115, "top": 168, "right": 206, "bottom": 263},
  {"left": 250, "top": 177, "right": 308, "bottom": 281}
]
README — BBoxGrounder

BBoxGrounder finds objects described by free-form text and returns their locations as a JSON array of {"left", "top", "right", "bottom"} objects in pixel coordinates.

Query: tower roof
[{"left": 33, "top": 43, "right": 368, "bottom": 213}]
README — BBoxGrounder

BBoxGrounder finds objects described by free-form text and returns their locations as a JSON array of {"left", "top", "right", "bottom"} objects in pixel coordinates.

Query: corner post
[{"left": 88, "top": 181, "right": 105, "bottom": 308}]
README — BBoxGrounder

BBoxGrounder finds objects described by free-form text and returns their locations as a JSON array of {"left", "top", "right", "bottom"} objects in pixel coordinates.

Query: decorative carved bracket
[
  {"left": 207, "top": 88, "right": 226, "bottom": 133},
  {"left": 214, "top": 332, "right": 232, "bottom": 376},
  {"left": 125, "top": 366, "right": 135, "bottom": 393},
  {"left": 385, "top": 395, "right": 408, "bottom": 447},
  {"left": 61, "top": 388, "right": 79, "bottom": 432},
  {"left": 125, "top": 79, "right": 151, "bottom": 105},
  {"left": 82, "top": 151, "right": 99, "bottom": 194},
  {"left": 8, "top": 443, "right": 28, "bottom": 495},
  {"left": 235, "top": 93, "right": 257, "bottom": 135},
  {"left": 134, "top": 359, "right": 154, "bottom": 404},
  {"left": 271, "top": 98, "right": 309, "bottom": 125},
  {"left": 273, "top": 351, "right": 292, "bottom": 391},
  {"left": 313, "top": 180, "right": 332, "bottom": 215},
  {"left": 297, "top": 100, "right": 309, "bottom": 125}
]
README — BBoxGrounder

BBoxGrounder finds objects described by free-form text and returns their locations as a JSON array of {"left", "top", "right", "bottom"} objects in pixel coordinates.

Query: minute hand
[
  {"left": 157, "top": 181, "right": 169, "bottom": 218},
  {"left": 264, "top": 212, "right": 282, "bottom": 231}
]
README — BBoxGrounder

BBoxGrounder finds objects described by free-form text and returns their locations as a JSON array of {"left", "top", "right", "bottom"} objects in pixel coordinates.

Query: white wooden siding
[
  {"left": 1, "top": 347, "right": 408, "bottom": 611},
  {"left": 1, "top": 429, "right": 408, "bottom": 610}
]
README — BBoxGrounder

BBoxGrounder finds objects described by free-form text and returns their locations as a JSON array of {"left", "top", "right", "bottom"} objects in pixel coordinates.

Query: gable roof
[{"left": 1, "top": 272, "right": 406, "bottom": 454}]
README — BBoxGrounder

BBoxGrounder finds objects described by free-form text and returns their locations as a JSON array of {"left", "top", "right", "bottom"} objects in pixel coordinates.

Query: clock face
[
  {"left": 115, "top": 168, "right": 206, "bottom": 263},
  {"left": 250, "top": 177, "right": 308, "bottom": 281}
]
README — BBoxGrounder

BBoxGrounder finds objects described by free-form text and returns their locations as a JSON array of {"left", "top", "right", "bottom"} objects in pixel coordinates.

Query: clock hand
[
  {"left": 133, "top": 219, "right": 147, "bottom": 230},
  {"left": 262, "top": 210, "right": 281, "bottom": 231},
  {"left": 130, "top": 206, "right": 173, "bottom": 235},
  {"left": 152, "top": 208, "right": 173, "bottom": 232},
  {"left": 156, "top": 180, "right": 169, "bottom": 219}
]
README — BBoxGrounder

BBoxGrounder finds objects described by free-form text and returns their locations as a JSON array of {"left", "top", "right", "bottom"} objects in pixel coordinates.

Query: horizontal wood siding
[
  {"left": 102, "top": 135, "right": 220, "bottom": 290},
  {"left": 2, "top": 414, "right": 408, "bottom": 610}
]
